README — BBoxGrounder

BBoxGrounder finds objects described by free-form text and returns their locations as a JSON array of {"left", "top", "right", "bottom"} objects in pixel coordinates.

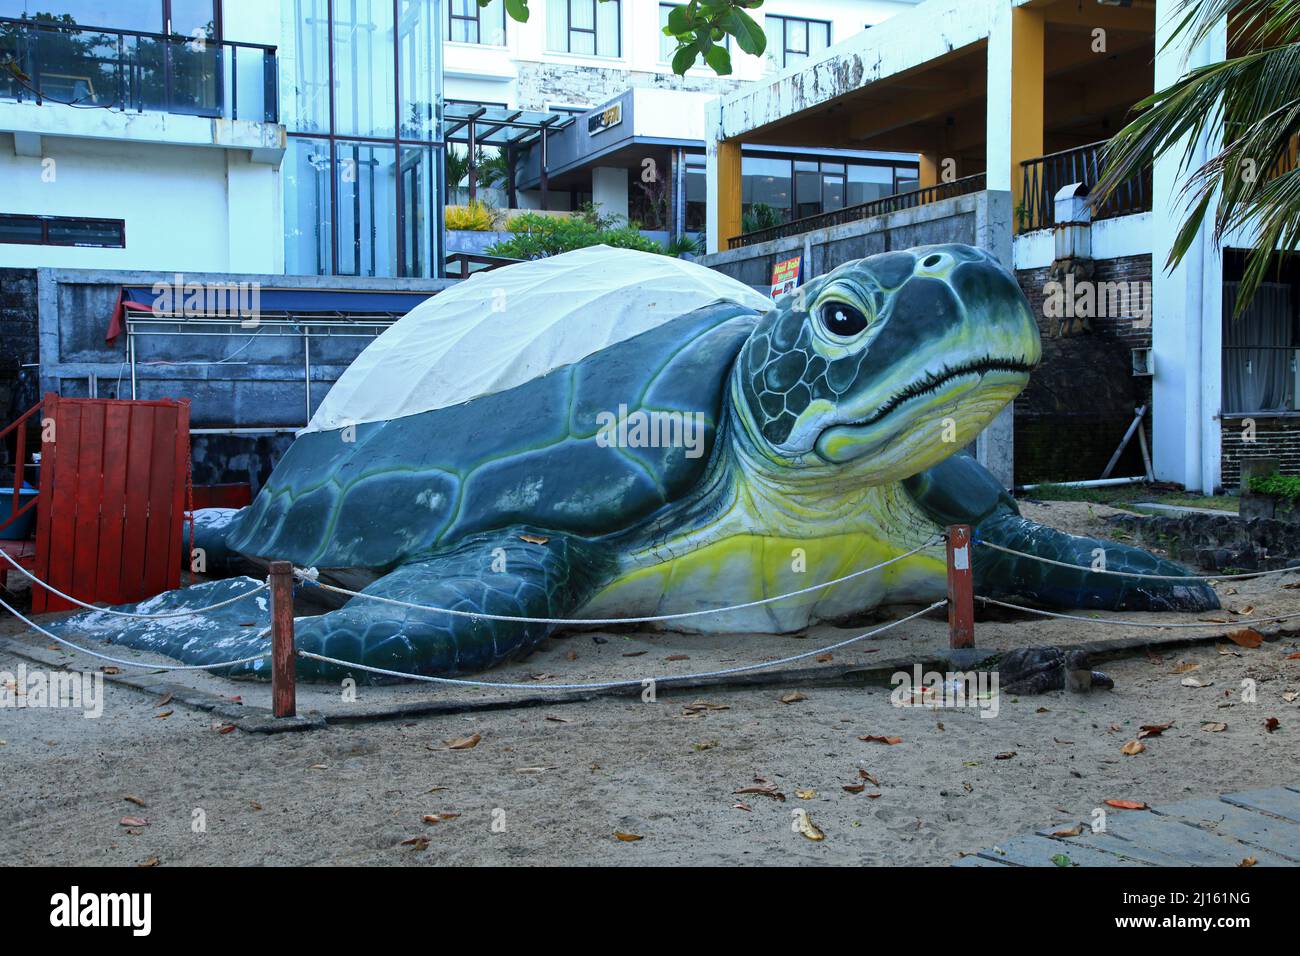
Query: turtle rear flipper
[{"left": 294, "top": 529, "right": 611, "bottom": 682}]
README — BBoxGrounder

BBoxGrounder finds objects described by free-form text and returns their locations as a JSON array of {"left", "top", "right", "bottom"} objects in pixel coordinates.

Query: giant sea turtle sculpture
[{"left": 64, "top": 244, "right": 1218, "bottom": 679}]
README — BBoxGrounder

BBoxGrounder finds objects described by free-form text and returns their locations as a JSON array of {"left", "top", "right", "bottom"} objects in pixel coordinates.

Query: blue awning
[{"left": 120, "top": 286, "right": 434, "bottom": 316}]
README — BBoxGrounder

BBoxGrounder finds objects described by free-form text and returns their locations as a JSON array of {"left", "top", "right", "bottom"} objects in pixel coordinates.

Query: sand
[{"left": 1, "top": 500, "right": 1298, "bottom": 865}]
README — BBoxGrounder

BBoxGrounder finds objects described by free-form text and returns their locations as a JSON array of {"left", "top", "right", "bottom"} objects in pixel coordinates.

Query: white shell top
[{"left": 303, "top": 245, "right": 773, "bottom": 434}]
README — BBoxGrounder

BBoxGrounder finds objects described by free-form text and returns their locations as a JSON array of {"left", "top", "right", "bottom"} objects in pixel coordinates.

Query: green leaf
[
  {"left": 1050, "top": 854, "right": 1073, "bottom": 868},
  {"left": 504, "top": 0, "right": 529, "bottom": 23},
  {"left": 672, "top": 40, "right": 702, "bottom": 76},
  {"left": 723, "top": 7, "right": 765, "bottom": 57},
  {"left": 666, "top": 5, "right": 693, "bottom": 35},
  {"left": 705, "top": 43, "right": 733, "bottom": 76}
]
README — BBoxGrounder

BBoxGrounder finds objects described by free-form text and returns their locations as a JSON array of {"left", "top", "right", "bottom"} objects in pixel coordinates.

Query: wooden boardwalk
[{"left": 956, "top": 785, "right": 1300, "bottom": 867}]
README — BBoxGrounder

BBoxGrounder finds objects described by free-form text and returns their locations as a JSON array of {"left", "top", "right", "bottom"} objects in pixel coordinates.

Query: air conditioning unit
[{"left": 1131, "top": 347, "right": 1153, "bottom": 376}]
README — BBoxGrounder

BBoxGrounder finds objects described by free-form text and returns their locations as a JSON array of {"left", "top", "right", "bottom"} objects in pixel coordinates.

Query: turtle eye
[{"left": 817, "top": 300, "right": 870, "bottom": 339}]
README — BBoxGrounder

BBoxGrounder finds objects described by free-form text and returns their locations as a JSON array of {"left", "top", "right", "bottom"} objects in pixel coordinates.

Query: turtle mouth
[{"left": 845, "top": 355, "right": 1036, "bottom": 429}]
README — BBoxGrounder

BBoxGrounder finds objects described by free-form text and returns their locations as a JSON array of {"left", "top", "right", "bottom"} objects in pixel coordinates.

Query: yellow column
[
  {"left": 716, "top": 139, "right": 743, "bottom": 249},
  {"left": 1009, "top": 6, "right": 1044, "bottom": 231},
  {"left": 918, "top": 152, "right": 940, "bottom": 189}
]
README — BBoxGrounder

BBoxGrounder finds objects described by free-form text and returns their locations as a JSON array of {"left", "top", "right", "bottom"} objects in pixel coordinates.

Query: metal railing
[
  {"left": 728, "top": 173, "right": 988, "bottom": 249},
  {"left": 444, "top": 252, "right": 523, "bottom": 280},
  {"left": 0, "top": 16, "right": 278, "bottom": 123},
  {"left": 1019, "top": 140, "right": 1150, "bottom": 232},
  {"left": 0, "top": 398, "right": 42, "bottom": 536}
]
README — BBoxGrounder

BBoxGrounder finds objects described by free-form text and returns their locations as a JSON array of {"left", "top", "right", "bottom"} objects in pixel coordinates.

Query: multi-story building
[
  {"left": 442, "top": 0, "right": 923, "bottom": 235},
  {"left": 700, "top": 0, "right": 1294, "bottom": 494},
  {"left": 1, "top": 0, "right": 447, "bottom": 279}
]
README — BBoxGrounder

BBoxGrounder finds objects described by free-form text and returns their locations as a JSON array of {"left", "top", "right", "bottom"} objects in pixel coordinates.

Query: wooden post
[
  {"left": 269, "top": 560, "right": 296, "bottom": 718},
  {"left": 945, "top": 525, "right": 975, "bottom": 649}
]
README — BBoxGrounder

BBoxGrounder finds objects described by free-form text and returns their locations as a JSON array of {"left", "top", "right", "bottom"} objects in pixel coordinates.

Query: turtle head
[{"left": 732, "top": 244, "right": 1040, "bottom": 483}]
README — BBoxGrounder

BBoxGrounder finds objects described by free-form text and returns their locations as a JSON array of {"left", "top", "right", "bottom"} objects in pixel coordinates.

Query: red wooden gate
[{"left": 31, "top": 394, "right": 190, "bottom": 613}]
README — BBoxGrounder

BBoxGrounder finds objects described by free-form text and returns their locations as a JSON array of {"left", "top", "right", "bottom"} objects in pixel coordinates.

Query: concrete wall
[
  {"left": 34, "top": 268, "right": 453, "bottom": 485},
  {"left": 697, "top": 191, "right": 987, "bottom": 290}
]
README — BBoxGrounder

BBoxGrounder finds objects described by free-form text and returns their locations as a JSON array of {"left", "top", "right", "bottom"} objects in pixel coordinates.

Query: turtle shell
[{"left": 226, "top": 301, "right": 761, "bottom": 570}]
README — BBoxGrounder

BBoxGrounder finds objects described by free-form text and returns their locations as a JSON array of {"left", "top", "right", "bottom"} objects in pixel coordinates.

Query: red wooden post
[
  {"left": 945, "top": 524, "right": 975, "bottom": 649},
  {"left": 269, "top": 560, "right": 296, "bottom": 718}
]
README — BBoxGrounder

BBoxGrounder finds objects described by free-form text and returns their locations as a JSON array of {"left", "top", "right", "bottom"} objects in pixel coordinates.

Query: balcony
[
  {"left": 728, "top": 173, "right": 988, "bottom": 250},
  {"left": 0, "top": 16, "right": 278, "bottom": 124},
  {"left": 1019, "top": 140, "right": 1151, "bottom": 232}
]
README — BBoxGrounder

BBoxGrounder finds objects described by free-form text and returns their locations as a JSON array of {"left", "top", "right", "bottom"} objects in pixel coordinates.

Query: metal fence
[{"left": 728, "top": 173, "right": 988, "bottom": 249}]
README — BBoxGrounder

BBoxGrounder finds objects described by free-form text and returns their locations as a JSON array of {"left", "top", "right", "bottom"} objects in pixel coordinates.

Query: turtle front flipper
[
  {"left": 903, "top": 453, "right": 1220, "bottom": 613},
  {"left": 293, "top": 529, "right": 612, "bottom": 683}
]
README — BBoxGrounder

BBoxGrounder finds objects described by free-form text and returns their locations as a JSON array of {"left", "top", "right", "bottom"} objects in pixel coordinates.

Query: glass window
[
  {"left": 284, "top": 137, "right": 334, "bottom": 276},
  {"left": 0, "top": 1, "right": 163, "bottom": 31},
  {"left": 283, "top": 0, "right": 443, "bottom": 278},
  {"left": 684, "top": 154, "right": 706, "bottom": 231},
  {"left": 742, "top": 156, "right": 792, "bottom": 225},
  {"left": 764, "top": 14, "right": 831, "bottom": 69},
  {"left": 336, "top": 142, "right": 398, "bottom": 277},
  {"left": 333, "top": 0, "right": 396, "bottom": 139},
  {"left": 448, "top": 0, "right": 505, "bottom": 45},
  {"left": 0, "top": 215, "right": 44, "bottom": 244},
  {"left": 283, "top": 0, "right": 330, "bottom": 135},
  {"left": 400, "top": 0, "right": 439, "bottom": 140},
  {"left": 547, "top": 0, "right": 620, "bottom": 57},
  {"left": 846, "top": 164, "right": 893, "bottom": 206},
  {"left": 0, "top": 214, "right": 124, "bottom": 247}
]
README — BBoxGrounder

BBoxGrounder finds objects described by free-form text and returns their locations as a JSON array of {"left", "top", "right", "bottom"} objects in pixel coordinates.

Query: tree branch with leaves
[
  {"left": 483, "top": 0, "right": 766, "bottom": 75},
  {"left": 1094, "top": 0, "right": 1300, "bottom": 312}
]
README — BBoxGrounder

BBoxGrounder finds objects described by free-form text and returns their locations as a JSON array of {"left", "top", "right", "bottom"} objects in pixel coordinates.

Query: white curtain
[{"left": 1223, "top": 281, "right": 1294, "bottom": 413}]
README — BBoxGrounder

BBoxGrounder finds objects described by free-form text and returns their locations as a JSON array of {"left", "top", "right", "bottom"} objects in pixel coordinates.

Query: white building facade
[{"left": 699, "top": 0, "right": 1291, "bottom": 494}]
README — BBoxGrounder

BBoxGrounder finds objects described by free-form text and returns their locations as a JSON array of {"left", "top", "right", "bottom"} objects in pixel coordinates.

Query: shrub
[
  {"left": 444, "top": 200, "right": 499, "bottom": 231},
  {"left": 484, "top": 210, "right": 664, "bottom": 260},
  {"left": 1248, "top": 471, "right": 1300, "bottom": 500}
]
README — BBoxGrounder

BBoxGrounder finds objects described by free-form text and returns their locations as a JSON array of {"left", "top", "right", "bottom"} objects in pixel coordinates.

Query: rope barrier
[
  {"left": 0, "top": 546, "right": 267, "bottom": 621},
  {"left": 293, "top": 535, "right": 944, "bottom": 626},
  {"left": 977, "top": 594, "right": 1300, "bottom": 629},
  {"left": 294, "top": 600, "right": 947, "bottom": 690},
  {"left": 0, "top": 547, "right": 269, "bottom": 619},
  {"left": 0, "top": 593, "right": 271, "bottom": 671},
  {"left": 975, "top": 539, "right": 1300, "bottom": 582}
]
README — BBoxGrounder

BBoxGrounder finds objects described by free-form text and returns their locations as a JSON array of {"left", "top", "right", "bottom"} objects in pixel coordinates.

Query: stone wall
[
  {"left": 515, "top": 62, "right": 743, "bottom": 110},
  {"left": 1013, "top": 255, "right": 1153, "bottom": 484},
  {"left": 0, "top": 267, "right": 38, "bottom": 423},
  {"left": 1109, "top": 511, "right": 1300, "bottom": 572}
]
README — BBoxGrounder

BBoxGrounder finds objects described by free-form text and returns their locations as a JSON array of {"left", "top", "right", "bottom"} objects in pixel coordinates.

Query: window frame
[
  {"left": 0, "top": 212, "right": 126, "bottom": 248},
  {"left": 447, "top": 0, "right": 506, "bottom": 46},
  {"left": 554, "top": 0, "right": 622, "bottom": 59},
  {"left": 765, "top": 14, "right": 831, "bottom": 69}
]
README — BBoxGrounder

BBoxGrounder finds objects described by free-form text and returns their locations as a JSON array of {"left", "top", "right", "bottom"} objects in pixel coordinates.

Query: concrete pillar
[
  {"left": 975, "top": 189, "right": 1016, "bottom": 489},
  {"left": 1151, "top": 1, "right": 1226, "bottom": 491},
  {"left": 226, "top": 151, "right": 283, "bottom": 274},
  {"left": 592, "top": 166, "right": 630, "bottom": 220},
  {"left": 707, "top": 137, "right": 743, "bottom": 254},
  {"left": 987, "top": 4, "right": 1043, "bottom": 229}
]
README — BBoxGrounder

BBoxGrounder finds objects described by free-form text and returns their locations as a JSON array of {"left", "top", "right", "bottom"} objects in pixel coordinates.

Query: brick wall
[
  {"left": 515, "top": 62, "right": 743, "bottom": 110},
  {"left": 1014, "top": 255, "right": 1153, "bottom": 484},
  {"left": 1221, "top": 417, "right": 1300, "bottom": 490}
]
